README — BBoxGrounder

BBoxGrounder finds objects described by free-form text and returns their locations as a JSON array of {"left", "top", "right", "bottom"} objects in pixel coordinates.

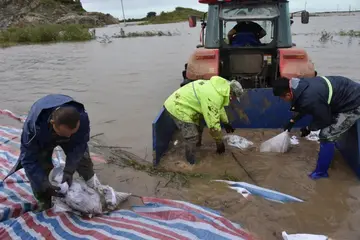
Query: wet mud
[{"left": 95, "top": 129, "right": 360, "bottom": 239}]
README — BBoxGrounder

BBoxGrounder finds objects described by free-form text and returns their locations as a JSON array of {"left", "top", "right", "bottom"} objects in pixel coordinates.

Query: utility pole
[
  {"left": 120, "top": 0, "right": 126, "bottom": 26},
  {"left": 304, "top": 1, "right": 307, "bottom": 10}
]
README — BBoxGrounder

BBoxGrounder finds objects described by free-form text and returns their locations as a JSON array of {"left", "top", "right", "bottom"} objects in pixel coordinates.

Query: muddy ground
[{"left": 92, "top": 129, "right": 360, "bottom": 240}]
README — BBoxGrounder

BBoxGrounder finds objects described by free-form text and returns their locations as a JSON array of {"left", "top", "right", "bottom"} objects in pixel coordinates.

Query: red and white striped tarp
[{"left": 0, "top": 110, "right": 255, "bottom": 239}]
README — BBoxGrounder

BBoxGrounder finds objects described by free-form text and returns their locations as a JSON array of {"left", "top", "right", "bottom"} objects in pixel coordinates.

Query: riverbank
[
  {"left": 94, "top": 128, "right": 358, "bottom": 239},
  {"left": 0, "top": 24, "right": 95, "bottom": 48},
  {"left": 138, "top": 7, "right": 204, "bottom": 25},
  {"left": 0, "top": 0, "right": 120, "bottom": 28}
]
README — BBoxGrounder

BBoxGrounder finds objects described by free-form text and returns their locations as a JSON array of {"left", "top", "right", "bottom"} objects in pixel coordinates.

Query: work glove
[
  {"left": 283, "top": 119, "right": 295, "bottom": 132},
  {"left": 223, "top": 123, "right": 235, "bottom": 133},
  {"left": 41, "top": 180, "right": 65, "bottom": 198},
  {"left": 61, "top": 171, "right": 74, "bottom": 187},
  {"left": 216, "top": 141, "right": 226, "bottom": 154},
  {"left": 300, "top": 126, "right": 311, "bottom": 137}
]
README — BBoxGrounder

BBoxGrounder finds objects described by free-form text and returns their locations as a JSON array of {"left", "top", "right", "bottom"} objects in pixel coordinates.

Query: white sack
[
  {"left": 49, "top": 164, "right": 131, "bottom": 217},
  {"left": 223, "top": 134, "right": 254, "bottom": 150},
  {"left": 306, "top": 130, "right": 320, "bottom": 142},
  {"left": 260, "top": 131, "right": 291, "bottom": 153}
]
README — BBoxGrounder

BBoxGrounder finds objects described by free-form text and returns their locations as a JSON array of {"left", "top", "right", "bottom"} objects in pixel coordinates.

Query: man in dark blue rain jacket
[
  {"left": 272, "top": 76, "right": 360, "bottom": 180},
  {"left": 10, "top": 94, "right": 96, "bottom": 209}
]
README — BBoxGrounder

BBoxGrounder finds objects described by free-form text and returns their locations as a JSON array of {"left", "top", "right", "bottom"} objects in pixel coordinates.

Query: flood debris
[
  {"left": 94, "top": 28, "right": 181, "bottom": 44},
  {"left": 319, "top": 31, "right": 334, "bottom": 43},
  {"left": 112, "top": 28, "right": 180, "bottom": 38}
]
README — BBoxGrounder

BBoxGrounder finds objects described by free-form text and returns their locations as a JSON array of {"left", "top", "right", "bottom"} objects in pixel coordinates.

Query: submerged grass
[
  {"left": 0, "top": 24, "right": 95, "bottom": 48},
  {"left": 339, "top": 30, "right": 360, "bottom": 37},
  {"left": 111, "top": 29, "right": 178, "bottom": 39}
]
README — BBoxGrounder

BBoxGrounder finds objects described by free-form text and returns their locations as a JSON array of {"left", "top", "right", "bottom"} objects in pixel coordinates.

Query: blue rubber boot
[{"left": 309, "top": 142, "right": 335, "bottom": 180}]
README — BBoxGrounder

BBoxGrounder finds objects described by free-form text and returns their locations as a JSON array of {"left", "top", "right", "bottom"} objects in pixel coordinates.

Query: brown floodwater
[
  {"left": 1, "top": 13, "right": 360, "bottom": 239},
  {"left": 0, "top": 13, "right": 359, "bottom": 157}
]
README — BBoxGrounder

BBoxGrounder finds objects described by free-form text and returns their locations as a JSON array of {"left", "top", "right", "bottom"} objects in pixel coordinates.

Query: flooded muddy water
[
  {"left": 0, "top": 13, "right": 359, "bottom": 157},
  {"left": 1, "top": 13, "right": 360, "bottom": 239}
]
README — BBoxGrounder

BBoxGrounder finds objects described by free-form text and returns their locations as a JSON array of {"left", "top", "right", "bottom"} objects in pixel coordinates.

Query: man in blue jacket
[
  {"left": 272, "top": 76, "right": 360, "bottom": 180},
  {"left": 6, "top": 94, "right": 96, "bottom": 209}
]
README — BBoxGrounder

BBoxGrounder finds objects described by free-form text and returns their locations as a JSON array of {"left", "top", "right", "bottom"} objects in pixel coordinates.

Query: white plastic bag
[
  {"left": 48, "top": 164, "right": 131, "bottom": 217},
  {"left": 223, "top": 135, "right": 254, "bottom": 150},
  {"left": 260, "top": 131, "right": 291, "bottom": 153},
  {"left": 49, "top": 166, "right": 103, "bottom": 217},
  {"left": 290, "top": 136, "right": 299, "bottom": 145},
  {"left": 282, "top": 231, "right": 329, "bottom": 240},
  {"left": 306, "top": 130, "right": 320, "bottom": 142}
]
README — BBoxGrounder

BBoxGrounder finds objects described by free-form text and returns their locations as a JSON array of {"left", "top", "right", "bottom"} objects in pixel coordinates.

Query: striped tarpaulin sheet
[
  {"left": 0, "top": 110, "right": 255, "bottom": 239},
  {"left": 0, "top": 197, "right": 255, "bottom": 240}
]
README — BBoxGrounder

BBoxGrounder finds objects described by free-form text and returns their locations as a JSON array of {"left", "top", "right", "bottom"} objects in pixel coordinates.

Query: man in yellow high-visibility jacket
[{"left": 164, "top": 76, "right": 244, "bottom": 164}]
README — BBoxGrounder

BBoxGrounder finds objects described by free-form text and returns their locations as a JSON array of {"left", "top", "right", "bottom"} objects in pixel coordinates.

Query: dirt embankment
[
  {"left": 93, "top": 129, "right": 360, "bottom": 240},
  {"left": 0, "top": 0, "right": 120, "bottom": 28}
]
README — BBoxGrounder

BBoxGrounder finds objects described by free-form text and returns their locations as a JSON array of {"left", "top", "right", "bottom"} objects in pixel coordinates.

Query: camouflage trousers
[
  {"left": 319, "top": 106, "right": 360, "bottom": 142},
  {"left": 172, "top": 117, "right": 205, "bottom": 146},
  {"left": 166, "top": 110, "right": 206, "bottom": 164}
]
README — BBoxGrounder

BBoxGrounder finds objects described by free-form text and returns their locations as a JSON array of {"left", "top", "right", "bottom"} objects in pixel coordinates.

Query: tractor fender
[
  {"left": 278, "top": 48, "right": 316, "bottom": 79},
  {"left": 185, "top": 48, "right": 219, "bottom": 80}
]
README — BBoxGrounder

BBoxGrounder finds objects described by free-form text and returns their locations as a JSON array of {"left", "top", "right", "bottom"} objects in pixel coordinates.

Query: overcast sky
[{"left": 80, "top": 0, "right": 360, "bottom": 19}]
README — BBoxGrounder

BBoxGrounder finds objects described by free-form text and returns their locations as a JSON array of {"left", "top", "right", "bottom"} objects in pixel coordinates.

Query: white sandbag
[
  {"left": 260, "top": 131, "right": 291, "bottom": 153},
  {"left": 282, "top": 231, "right": 329, "bottom": 240},
  {"left": 49, "top": 164, "right": 131, "bottom": 217},
  {"left": 49, "top": 166, "right": 103, "bottom": 217},
  {"left": 290, "top": 136, "right": 299, "bottom": 145},
  {"left": 306, "top": 130, "right": 320, "bottom": 142},
  {"left": 223, "top": 134, "right": 254, "bottom": 150}
]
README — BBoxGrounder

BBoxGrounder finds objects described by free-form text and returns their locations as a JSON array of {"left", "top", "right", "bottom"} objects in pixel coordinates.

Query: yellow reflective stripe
[{"left": 320, "top": 76, "right": 333, "bottom": 104}]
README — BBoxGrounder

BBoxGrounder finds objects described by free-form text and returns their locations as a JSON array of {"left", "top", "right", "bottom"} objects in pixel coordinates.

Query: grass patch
[
  {"left": 123, "top": 159, "right": 208, "bottom": 179},
  {"left": 219, "top": 171, "right": 241, "bottom": 182},
  {"left": 109, "top": 158, "right": 209, "bottom": 188},
  {"left": 139, "top": 7, "right": 204, "bottom": 25},
  {"left": 0, "top": 24, "right": 95, "bottom": 47},
  {"left": 339, "top": 30, "right": 360, "bottom": 37}
]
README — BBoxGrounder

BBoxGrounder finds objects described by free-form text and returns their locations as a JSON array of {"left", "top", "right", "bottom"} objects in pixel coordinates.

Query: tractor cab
[{"left": 182, "top": 0, "right": 316, "bottom": 88}]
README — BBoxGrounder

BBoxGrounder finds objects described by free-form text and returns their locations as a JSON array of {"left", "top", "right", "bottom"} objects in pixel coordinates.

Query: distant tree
[{"left": 146, "top": 12, "right": 156, "bottom": 18}]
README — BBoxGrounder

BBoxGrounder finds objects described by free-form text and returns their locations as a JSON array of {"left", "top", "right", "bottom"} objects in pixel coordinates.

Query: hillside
[
  {"left": 140, "top": 7, "right": 205, "bottom": 25},
  {"left": 0, "top": 0, "right": 120, "bottom": 28}
]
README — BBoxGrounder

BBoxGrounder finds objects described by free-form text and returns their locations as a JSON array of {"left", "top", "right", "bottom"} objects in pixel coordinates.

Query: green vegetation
[
  {"left": 139, "top": 7, "right": 205, "bottom": 25},
  {"left": 339, "top": 30, "right": 360, "bottom": 37},
  {"left": 0, "top": 24, "right": 95, "bottom": 48}
]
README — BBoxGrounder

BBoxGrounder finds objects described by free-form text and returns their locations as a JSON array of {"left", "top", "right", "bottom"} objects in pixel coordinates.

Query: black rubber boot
[
  {"left": 196, "top": 135, "right": 202, "bottom": 147},
  {"left": 185, "top": 142, "right": 196, "bottom": 165}
]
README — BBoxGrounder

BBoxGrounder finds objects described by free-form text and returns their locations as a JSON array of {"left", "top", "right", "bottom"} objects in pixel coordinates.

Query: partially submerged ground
[
  {"left": 0, "top": 0, "right": 119, "bottom": 28},
  {"left": 0, "top": 0, "right": 119, "bottom": 47},
  {"left": 93, "top": 129, "right": 360, "bottom": 240}
]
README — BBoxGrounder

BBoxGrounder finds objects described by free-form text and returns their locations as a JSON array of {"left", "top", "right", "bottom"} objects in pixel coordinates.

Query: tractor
[
  {"left": 181, "top": 0, "right": 316, "bottom": 88},
  {"left": 152, "top": 0, "right": 360, "bottom": 181}
]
